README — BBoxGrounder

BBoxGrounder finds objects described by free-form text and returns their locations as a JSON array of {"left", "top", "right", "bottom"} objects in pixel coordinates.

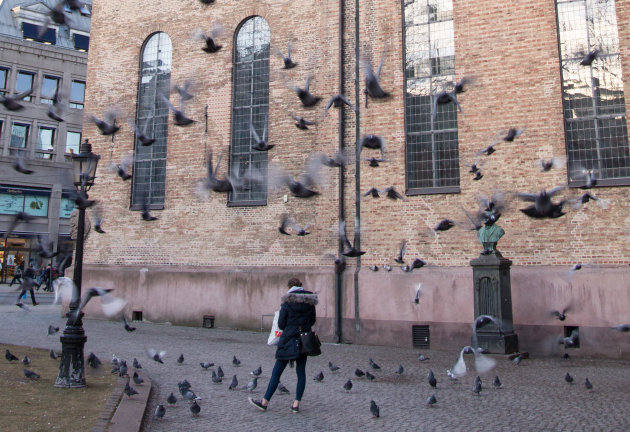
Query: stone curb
[
  {"left": 107, "top": 376, "right": 152, "bottom": 432},
  {"left": 89, "top": 375, "right": 152, "bottom": 432}
]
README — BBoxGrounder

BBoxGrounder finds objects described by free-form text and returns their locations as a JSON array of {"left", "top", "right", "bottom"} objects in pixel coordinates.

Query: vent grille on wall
[{"left": 412, "top": 325, "right": 430, "bottom": 349}]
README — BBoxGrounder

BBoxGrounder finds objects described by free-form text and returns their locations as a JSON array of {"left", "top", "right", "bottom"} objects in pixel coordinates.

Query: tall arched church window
[
  {"left": 131, "top": 32, "right": 172, "bottom": 209},
  {"left": 229, "top": 16, "right": 270, "bottom": 205}
]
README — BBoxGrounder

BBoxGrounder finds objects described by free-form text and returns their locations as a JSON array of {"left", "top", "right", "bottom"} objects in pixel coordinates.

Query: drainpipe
[
  {"left": 334, "top": 0, "right": 346, "bottom": 344},
  {"left": 353, "top": 0, "right": 361, "bottom": 333}
]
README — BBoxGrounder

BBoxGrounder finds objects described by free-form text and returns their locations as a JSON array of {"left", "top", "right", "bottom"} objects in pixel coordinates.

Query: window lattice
[
  {"left": 229, "top": 17, "right": 270, "bottom": 204},
  {"left": 131, "top": 32, "right": 172, "bottom": 209},
  {"left": 403, "top": 0, "right": 459, "bottom": 194},
  {"left": 556, "top": 0, "right": 630, "bottom": 184}
]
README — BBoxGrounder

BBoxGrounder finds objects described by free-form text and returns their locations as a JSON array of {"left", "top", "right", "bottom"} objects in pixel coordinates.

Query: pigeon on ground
[
  {"left": 87, "top": 353, "right": 101, "bottom": 368},
  {"left": 585, "top": 378, "right": 593, "bottom": 390},
  {"left": 147, "top": 349, "right": 166, "bottom": 364},
  {"left": 355, "top": 368, "right": 365, "bottom": 378},
  {"left": 211, "top": 370, "right": 222, "bottom": 384},
  {"left": 426, "top": 394, "right": 437, "bottom": 407},
  {"left": 512, "top": 355, "right": 523, "bottom": 365},
  {"left": 370, "top": 400, "right": 380, "bottom": 418},
  {"left": 155, "top": 404, "right": 165, "bottom": 420},
  {"left": 47, "top": 325, "right": 60, "bottom": 335},
  {"left": 22, "top": 356, "right": 31, "bottom": 365},
  {"left": 428, "top": 369, "right": 437, "bottom": 388},
  {"left": 190, "top": 400, "right": 201, "bottom": 417},
  {"left": 328, "top": 361, "right": 340, "bottom": 372},
  {"left": 365, "top": 371, "right": 376, "bottom": 381},
  {"left": 133, "top": 358, "right": 142, "bottom": 369},
  {"left": 417, "top": 353, "right": 430, "bottom": 361},
  {"left": 50, "top": 349, "right": 58, "bottom": 360},
  {"left": 124, "top": 381, "right": 139, "bottom": 397},
  {"left": 472, "top": 380, "right": 482, "bottom": 395},
  {"left": 244, "top": 377, "right": 258, "bottom": 392},
  {"left": 228, "top": 375, "right": 238, "bottom": 390},
  {"left": 200, "top": 362, "right": 214, "bottom": 370},
  {"left": 232, "top": 356, "right": 241, "bottom": 366},
  {"left": 562, "top": 353, "right": 571, "bottom": 360},
  {"left": 217, "top": 366, "right": 224, "bottom": 379},
  {"left": 167, "top": 393, "right": 177, "bottom": 405},
  {"left": 369, "top": 358, "right": 381, "bottom": 370},
  {"left": 133, "top": 371, "right": 144, "bottom": 385},
  {"left": 177, "top": 354, "right": 185, "bottom": 364},
  {"left": 313, "top": 371, "right": 324, "bottom": 382},
  {"left": 395, "top": 364, "right": 404, "bottom": 375},
  {"left": 24, "top": 369, "right": 40, "bottom": 380},
  {"left": 343, "top": 379, "right": 353, "bottom": 392},
  {"left": 251, "top": 366, "right": 262, "bottom": 376},
  {"left": 565, "top": 372, "right": 574, "bottom": 384},
  {"left": 118, "top": 360, "right": 128, "bottom": 377},
  {"left": 277, "top": 382, "right": 290, "bottom": 394},
  {"left": 183, "top": 389, "right": 201, "bottom": 401},
  {"left": 493, "top": 376, "right": 502, "bottom": 388}
]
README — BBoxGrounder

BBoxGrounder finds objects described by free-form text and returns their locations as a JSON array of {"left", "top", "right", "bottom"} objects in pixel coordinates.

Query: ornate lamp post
[{"left": 55, "top": 140, "right": 100, "bottom": 388}]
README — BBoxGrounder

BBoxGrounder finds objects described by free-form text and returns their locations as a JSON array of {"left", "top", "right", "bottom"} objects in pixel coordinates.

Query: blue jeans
[{"left": 264, "top": 355, "right": 308, "bottom": 402}]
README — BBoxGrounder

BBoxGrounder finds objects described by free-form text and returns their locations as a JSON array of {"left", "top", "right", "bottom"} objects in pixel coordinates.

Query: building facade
[
  {"left": 0, "top": 0, "right": 91, "bottom": 280},
  {"left": 81, "top": 0, "right": 630, "bottom": 357}
]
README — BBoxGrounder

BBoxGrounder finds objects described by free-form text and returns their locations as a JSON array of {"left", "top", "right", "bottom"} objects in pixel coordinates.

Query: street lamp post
[{"left": 55, "top": 140, "right": 100, "bottom": 388}]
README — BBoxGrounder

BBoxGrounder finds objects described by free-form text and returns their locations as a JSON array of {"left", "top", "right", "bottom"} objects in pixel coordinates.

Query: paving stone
[{"left": 1, "top": 305, "right": 629, "bottom": 431}]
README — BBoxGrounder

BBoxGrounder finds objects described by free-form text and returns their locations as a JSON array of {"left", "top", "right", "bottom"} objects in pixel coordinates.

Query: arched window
[
  {"left": 131, "top": 32, "right": 172, "bottom": 209},
  {"left": 229, "top": 17, "right": 270, "bottom": 205}
]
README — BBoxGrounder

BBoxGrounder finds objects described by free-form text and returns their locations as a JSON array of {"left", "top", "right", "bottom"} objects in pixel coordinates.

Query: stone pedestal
[{"left": 470, "top": 251, "right": 518, "bottom": 354}]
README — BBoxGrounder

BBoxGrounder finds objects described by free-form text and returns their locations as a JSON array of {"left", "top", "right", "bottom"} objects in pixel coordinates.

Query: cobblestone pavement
[{"left": 1, "top": 304, "right": 629, "bottom": 432}]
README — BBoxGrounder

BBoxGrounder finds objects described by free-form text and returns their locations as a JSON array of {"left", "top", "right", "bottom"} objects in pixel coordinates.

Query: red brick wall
[{"left": 83, "top": 0, "right": 630, "bottom": 269}]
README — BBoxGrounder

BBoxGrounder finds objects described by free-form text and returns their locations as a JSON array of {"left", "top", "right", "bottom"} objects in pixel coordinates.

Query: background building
[
  {"left": 81, "top": 0, "right": 630, "bottom": 357},
  {"left": 0, "top": 0, "right": 91, "bottom": 280}
]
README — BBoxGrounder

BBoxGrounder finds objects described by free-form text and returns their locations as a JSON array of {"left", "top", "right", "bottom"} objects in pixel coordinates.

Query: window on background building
[
  {"left": 0, "top": 187, "right": 49, "bottom": 217},
  {"left": 16, "top": 71, "right": 34, "bottom": 102},
  {"left": 65, "top": 131, "right": 81, "bottom": 154},
  {"left": 36, "top": 126, "right": 55, "bottom": 159},
  {"left": 0, "top": 67, "right": 8, "bottom": 95},
  {"left": 10, "top": 123, "right": 29, "bottom": 152},
  {"left": 403, "top": 0, "right": 459, "bottom": 195},
  {"left": 229, "top": 16, "right": 270, "bottom": 205},
  {"left": 59, "top": 196, "right": 76, "bottom": 218},
  {"left": 131, "top": 32, "right": 172, "bottom": 209},
  {"left": 74, "top": 33, "right": 89, "bottom": 52},
  {"left": 556, "top": 0, "right": 629, "bottom": 185},
  {"left": 41, "top": 76, "right": 60, "bottom": 104},
  {"left": 69, "top": 80, "right": 85, "bottom": 109},
  {"left": 22, "top": 22, "right": 56, "bottom": 45}
]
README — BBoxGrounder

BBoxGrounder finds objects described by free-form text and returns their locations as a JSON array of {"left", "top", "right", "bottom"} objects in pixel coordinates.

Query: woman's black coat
[{"left": 275, "top": 290, "right": 318, "bottom": 360}]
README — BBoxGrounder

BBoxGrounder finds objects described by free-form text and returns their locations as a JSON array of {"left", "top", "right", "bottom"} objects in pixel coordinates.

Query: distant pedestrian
[
  {"left": 16, "top": 277, "right": 39, "bottom": 307},
  {"left": 9, "top": 264, "right": 23, "bottom": 287},
  {"left": 248, "top": 278, "right": 318, "bottom": 413}
]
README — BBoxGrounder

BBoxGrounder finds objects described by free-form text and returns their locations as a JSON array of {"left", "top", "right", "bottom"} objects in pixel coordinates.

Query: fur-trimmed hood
[{"left": 281, "top": 289, "right": 318, "bottom": 305}]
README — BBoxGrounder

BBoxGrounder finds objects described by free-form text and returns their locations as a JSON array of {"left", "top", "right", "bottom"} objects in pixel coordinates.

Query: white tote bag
[{"left": 267, "top": 310, "right": 282, "bottom": 346}]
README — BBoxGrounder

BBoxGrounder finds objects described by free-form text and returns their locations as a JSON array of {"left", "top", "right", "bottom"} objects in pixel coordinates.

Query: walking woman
[{"left": 249, "top": 278, "right": 317, "bottom": 413}]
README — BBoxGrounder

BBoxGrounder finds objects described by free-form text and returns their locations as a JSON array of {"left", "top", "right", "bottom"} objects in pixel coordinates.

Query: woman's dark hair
[{"left": 287, "top": 277, "right": 302, "bottom": 288}]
